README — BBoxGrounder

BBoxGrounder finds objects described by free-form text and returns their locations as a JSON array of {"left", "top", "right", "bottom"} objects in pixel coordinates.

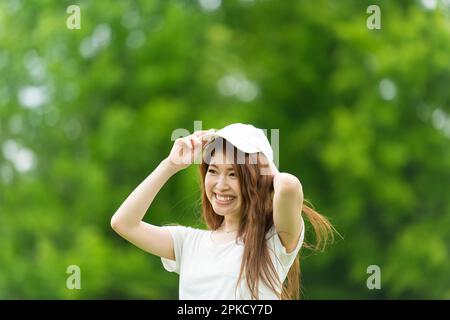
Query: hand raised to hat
[{"left": 167, "top": 130, "right": 214, "bottom": 171}]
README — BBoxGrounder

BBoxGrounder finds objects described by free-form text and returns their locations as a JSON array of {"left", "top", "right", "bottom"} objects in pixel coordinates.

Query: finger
[
  {"left": 201, "top": 131, "right": 216, "bottom": 144},
  {"left": 191, "top": 136, "right": 202, "bottom": 149},
  {"left": 180, "top": 138, "right": 192, "bottom": 151},
  {"left": 191, "top": 136, "right": 204, "bottom": 164}
]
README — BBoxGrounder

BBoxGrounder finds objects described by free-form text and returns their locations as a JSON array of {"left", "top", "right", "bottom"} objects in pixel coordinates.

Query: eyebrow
[{"left": 209, "top": 164, "right": 234, "bottom": 171}]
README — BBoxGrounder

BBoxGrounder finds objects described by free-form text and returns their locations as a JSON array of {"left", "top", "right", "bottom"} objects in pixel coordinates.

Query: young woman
[{"left": 111, "top": 123, "right": 335, "bottom": 300}]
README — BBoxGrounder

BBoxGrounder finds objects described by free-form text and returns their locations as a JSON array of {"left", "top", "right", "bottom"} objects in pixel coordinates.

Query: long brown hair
[{"left": 199, "top": 138, "right": 336, "bottom": 299}]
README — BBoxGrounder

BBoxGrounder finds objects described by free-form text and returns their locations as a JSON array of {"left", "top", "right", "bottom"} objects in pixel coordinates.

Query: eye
[
  {"left": 207, "top": 169, "right": 217, "bottom": 174},
  {"left": 229, "top": 172, "right": 236, "bottom": 177}
]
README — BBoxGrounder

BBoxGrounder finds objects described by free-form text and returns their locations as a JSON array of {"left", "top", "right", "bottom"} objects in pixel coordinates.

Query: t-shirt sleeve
[
  {"left": 269, "top": 216, "right": 305, "bottom": 267},
  {"left": 160, "top": 225, "right": 189, "bottom": 275}
]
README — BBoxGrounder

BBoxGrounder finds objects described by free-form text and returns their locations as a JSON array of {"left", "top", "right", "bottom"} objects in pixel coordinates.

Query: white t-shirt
[{"left": 160, "top": 217, "right": 305, "bottom": 300}]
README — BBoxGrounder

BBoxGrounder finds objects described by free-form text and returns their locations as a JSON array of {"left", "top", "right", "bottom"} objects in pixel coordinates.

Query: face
[{"left": 204, "top": 151, "right": 242, "bottom": 218}]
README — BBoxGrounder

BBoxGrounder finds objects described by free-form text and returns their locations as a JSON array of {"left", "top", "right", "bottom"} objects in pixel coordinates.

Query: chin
[
  {"left": 212, "top": 209, "right": 232, "bottom": 216},
  {"left": 212, "top": 210, "right": 226, "bottom": 216},
  {"left": 209, "top": 202, "right": 239, "bottom": 216}
]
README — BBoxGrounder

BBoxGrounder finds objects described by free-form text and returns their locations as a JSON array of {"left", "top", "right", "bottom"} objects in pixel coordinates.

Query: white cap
[{"left": 203, "top": 123, "right": 274, "bottom": 162}]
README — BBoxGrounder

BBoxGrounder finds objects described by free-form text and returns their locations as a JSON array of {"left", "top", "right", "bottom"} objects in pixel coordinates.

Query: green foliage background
[{"left": 1, "top": 0, "right": 449, "bottom": 299}]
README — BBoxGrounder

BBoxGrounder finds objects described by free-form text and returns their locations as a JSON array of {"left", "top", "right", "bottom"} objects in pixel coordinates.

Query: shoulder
[{"left": 162, "top": 224, "right": 208, "bottom": 240}]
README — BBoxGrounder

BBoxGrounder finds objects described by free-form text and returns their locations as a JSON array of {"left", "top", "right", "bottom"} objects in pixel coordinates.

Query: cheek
[
  {"left": 231, "top": 182, "right": 242, "bottom": 199},
  {"left": 204, "top": 177, "right": 214, "bottom": 195}
]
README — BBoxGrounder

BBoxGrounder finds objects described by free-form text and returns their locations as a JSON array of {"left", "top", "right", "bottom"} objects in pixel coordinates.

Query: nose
[{"left": 215, "top": 174, "right": 230, "bottom": 190}]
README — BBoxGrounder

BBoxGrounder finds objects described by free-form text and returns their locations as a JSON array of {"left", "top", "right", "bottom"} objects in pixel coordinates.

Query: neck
[{"left": 221, "top": 216, "right": 240, "bottom": 233}]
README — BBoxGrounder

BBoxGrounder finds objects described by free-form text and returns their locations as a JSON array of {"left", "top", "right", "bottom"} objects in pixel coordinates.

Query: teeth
[{"left": 215, "top": 194, "right": 235, "bottom": 201}]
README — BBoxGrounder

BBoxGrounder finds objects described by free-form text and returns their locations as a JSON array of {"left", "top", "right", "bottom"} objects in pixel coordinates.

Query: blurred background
[{"left": 0, "top": 0, "right": 449, "bottom": 299}]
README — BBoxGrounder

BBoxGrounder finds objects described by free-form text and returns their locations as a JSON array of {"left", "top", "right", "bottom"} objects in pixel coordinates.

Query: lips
[{"left": 214, "top": 193, "right": 236, "bottom": 205}]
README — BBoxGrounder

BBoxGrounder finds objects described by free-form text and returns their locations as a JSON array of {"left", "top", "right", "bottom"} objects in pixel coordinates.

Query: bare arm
[
  {"left": 110, "top": 130, "right": 212, "bottom": 260},
  {"left": 271, "top": 163, "right": 304, "bottom": 253},
  {"left": 110, "top": 158, "right": 181, "bottom": 259}
]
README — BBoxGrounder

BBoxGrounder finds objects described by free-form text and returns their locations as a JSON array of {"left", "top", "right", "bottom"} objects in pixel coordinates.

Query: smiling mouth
[{"left": 214, "top": 193, "right": 236, "bottom": 205}]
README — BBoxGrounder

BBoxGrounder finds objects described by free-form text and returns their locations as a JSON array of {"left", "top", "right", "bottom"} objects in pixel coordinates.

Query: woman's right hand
[{"left": 166, "top": 130, "right": 214, "bottom": 171}]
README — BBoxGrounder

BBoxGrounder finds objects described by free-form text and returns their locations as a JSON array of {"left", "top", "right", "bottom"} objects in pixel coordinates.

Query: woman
[{"left": 111, "top": 123, "right": 335, "bottom": 299}]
